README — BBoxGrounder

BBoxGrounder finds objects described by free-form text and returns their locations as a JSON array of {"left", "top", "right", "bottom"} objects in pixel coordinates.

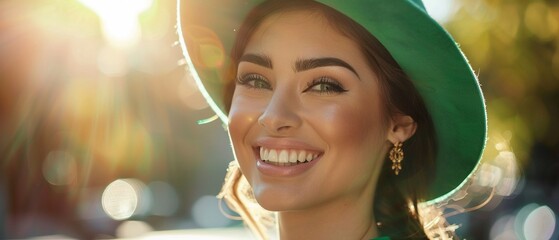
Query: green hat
[{"left": 176, "top": 0, "right": 487, "bottom": 203}]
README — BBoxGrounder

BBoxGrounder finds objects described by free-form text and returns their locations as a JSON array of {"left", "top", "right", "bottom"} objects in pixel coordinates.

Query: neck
[{"left": 277, "top": 190, "right": 378, "bottom": 240}]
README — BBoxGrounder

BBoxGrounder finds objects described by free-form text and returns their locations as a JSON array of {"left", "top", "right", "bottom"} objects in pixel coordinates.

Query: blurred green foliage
[{"left": 446, "top": 0, "right": 559, "bottom": 163}]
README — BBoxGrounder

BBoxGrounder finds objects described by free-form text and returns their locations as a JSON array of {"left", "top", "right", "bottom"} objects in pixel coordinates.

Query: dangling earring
[{"left": 390, "top": 142, "right": 404, "bottom": 175}]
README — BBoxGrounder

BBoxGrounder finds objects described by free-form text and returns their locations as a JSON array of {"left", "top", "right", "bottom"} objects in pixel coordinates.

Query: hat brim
[{"left": 177, "top": 0, "right": 487, "bottom": 203}]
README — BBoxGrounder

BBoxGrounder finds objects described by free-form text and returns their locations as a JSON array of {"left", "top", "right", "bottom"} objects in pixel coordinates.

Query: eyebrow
[
  {"left": 295, "top": 57, "right": 359, "bottom": 78},
  {"left": 239, "top": 53, "right": 273, "bottom": 69},
  {"left": 239, "top": 54, "right": 359, "bottom": 78}
]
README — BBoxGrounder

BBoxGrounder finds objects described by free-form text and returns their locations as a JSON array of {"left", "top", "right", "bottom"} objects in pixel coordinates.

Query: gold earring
[{"left": 389, "top": 142, "right": 404, "bottom": 175}]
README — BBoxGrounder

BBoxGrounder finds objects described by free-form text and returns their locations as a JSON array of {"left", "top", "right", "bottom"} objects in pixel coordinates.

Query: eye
[
  {"left": 236, "top": 73, "right": 272, "bottom": 90},
  {"left": 305, "top": 77, "right": 347, "bottom": 94}
]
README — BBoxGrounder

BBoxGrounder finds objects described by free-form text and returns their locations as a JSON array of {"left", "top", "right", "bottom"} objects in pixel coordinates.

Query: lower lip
[{"left": 256, "top": 156, "right": 321, "bottom": 177}]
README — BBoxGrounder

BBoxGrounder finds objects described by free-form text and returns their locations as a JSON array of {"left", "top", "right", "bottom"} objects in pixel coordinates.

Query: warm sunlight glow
[
  {"left": 423, "top": 0, "right": 457, "bottom": 23},
  {"left": 78, "top": 0, "right": 153, "bottom": 48}
]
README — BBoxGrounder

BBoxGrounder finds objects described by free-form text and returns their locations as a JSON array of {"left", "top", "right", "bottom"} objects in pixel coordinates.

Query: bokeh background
[{"left": 0, "top": 0, "right": 557, "bottom": 239}]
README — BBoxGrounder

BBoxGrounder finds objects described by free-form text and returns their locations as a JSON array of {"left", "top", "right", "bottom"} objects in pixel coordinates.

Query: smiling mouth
[{"left": 259, "top": 147, "right": 322, "bottom": 166}]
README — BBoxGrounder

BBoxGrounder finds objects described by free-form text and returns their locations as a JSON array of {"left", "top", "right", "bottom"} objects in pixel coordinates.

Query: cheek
[
  {"left": 228, "top": 90, "right": 261, "bottom": 135},
  {"left": 302, "top": 97, "right": 387, "bottom": 199},
  {"left": 227, "top": 92, "right": 262, "bottom": 174},
  {"left": 315, "top": 98, "right": 386, "bottom": 150}
]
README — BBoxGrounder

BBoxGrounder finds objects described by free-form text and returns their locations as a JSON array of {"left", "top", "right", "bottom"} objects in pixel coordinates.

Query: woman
[{"left": 178, "top": 0, "right": 486, "bottom": 239}]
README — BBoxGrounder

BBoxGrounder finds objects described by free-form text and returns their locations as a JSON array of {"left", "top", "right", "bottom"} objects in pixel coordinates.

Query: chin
[{"left": 252, "top": 184, "right": 310, "bottom": 212}]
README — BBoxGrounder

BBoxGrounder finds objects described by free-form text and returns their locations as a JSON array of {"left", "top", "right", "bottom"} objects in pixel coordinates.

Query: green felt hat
[{"left": 176, "top": 0, "right": 487, "bottom": 203}]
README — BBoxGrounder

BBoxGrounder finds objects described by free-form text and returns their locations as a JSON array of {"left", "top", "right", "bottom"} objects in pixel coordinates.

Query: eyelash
[
  {"left": 236, "top": 73, "right": 272, "bottom": 90},
  {"left": 305, "top": 77, "right": 348, "bottom": 94},
  {"left": 236, "top": 74, "right": 347, "bottom": 94}
]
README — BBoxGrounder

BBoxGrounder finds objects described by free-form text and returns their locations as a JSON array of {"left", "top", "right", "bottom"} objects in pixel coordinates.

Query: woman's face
[{"left": 228, "top": 10, "right": 391, "bottom": 211}]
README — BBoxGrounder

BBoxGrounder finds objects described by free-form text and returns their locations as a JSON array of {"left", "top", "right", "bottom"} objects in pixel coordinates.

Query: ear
[{"left": 387, "top": 114, "right": 417, "bottom": 144}]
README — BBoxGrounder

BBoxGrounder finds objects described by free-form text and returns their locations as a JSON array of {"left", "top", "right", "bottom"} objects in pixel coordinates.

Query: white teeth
[
  {"left": 306, "top": 153, "right": 313, "bottom": 161},
  {"left": 278, "top": 150, "right": 288, "bottom": 163},
  {"left": 259, "top": 147, "right": 320, "bottom": 164},
  {"left": 298, "top": 150, "right": 306, "bottom": 163},
  {"left": 289, "top": 151, "right": 298, "bottom": 163},
  {"left": 269, "top": 150, "right": 278, "bottom": 162}
]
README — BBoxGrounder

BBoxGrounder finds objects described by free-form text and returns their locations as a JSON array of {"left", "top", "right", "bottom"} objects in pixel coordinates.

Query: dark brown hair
[{"left": 224, "top": 0, "right": 437, "bottom": 239}]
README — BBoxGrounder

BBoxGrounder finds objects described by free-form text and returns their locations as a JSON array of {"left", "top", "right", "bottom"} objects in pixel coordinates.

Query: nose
[{"left": 258, "top": 89, "right": 302, "bottom": 134}]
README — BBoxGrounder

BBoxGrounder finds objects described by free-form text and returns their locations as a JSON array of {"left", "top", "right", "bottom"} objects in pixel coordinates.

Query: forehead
[
  {"left": 244, "top": 10, "right": 364, "bottom": 61},
  {"left": 259, "top": 9, "right": 329, "bottom": 31}
]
